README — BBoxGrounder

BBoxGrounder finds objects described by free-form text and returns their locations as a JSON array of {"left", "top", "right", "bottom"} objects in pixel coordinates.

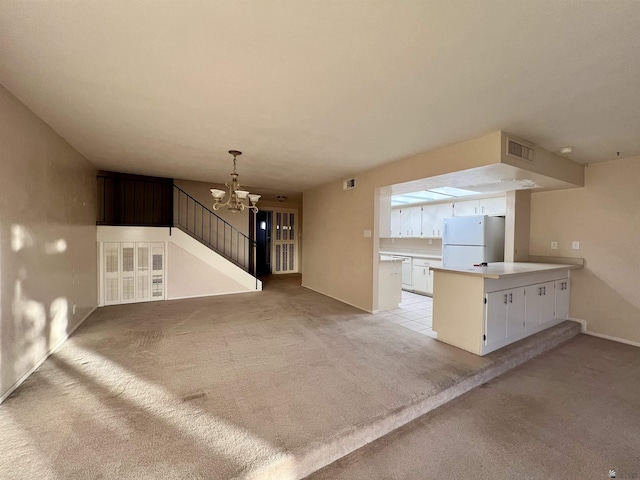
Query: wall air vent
[
  {"left": 507, "top": 137, "right": 535, "bottom": 162},
  {"left": 343, "top": 177, "right": 356, "bottom": 190}
]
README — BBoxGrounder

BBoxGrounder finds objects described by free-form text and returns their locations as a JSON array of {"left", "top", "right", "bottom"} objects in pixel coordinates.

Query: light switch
[
  {"left": 364, "top": 229, "right": 372, "bottom": 238},
  {"left": 550, "top": 241, "right": 558, "bottom": 250},
  {"left": 572, "top": 241, "right": 580, "bottom": 250}
]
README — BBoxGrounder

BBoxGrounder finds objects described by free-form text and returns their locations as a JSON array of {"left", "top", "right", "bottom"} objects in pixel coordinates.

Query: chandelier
[{"left": 210, "top": 150, "right": 260, "bottom": 214}]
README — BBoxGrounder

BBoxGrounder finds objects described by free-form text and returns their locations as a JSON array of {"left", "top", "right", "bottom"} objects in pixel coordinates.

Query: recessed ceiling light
[{"left": 559, "top": 146, "right": 574, "bottom": 154}]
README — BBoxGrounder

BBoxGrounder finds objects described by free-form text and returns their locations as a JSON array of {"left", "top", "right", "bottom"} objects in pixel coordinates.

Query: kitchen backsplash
[{"left": 379, "top": 237, "right": 442, "bottom": 256}]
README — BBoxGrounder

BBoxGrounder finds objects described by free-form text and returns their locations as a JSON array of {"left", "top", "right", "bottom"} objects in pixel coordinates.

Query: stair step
[{"left": 234, "top": 320, "right": 582, "bottom": 480}]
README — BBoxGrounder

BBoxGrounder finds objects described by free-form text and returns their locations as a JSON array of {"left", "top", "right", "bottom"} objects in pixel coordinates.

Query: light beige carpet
[
  {"left": 308, "top": 335, "right": 640, "bottom": 480},
  {"left": 0, "top": 275, "right": 580, "bottom": 479}
]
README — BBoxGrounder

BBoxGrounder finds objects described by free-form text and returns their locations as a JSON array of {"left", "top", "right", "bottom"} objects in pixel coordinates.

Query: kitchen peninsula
[{"left": 431, "top": 262, "right": 582, "bottom": 355}]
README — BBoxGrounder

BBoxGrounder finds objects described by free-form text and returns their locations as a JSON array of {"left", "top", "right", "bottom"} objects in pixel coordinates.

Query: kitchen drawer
[{"left": 413, "top": 259, "right": 431, "bottom": 267}]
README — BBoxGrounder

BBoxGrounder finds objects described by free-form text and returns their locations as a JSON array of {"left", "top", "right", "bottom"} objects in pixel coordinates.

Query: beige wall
[
  {"left": 530, "top": 156, "right": 640, "bottom": 344},
  {"left": 0, "top": 84, "right": 97, "bottom": 401},
  {"left": 302, "top": 132, "right": 503, "bottom": 311},
  {"left": 167, "top": 243, "right": 248, "bottom": 299}
]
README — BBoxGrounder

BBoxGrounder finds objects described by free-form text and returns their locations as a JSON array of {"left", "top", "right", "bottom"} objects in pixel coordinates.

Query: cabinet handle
[
  {"left": 538, "top": 287, "right": 542, "bottom": 296},
  {"left": 509, "top": 293, "right": 513, "bottom": 303},
  {"left": 504, "top": 294, "right": 508, "bottom": 304},
  {"left": 481, "top": 206, "right": 485, "bottom": 213},
  {"left": 543, "top": 286, "right": 546, "bottom": 295}
]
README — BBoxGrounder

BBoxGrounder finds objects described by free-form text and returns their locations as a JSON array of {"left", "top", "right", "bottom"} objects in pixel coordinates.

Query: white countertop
[
  {"left": 430, "top": 262, "right": 582, "bottom": 279},
  {"left": 379, "top": 251, "right": 442, "bottom": 260},
  {"left": 380, "top": 255, "right": 404, "bottom": 262}
]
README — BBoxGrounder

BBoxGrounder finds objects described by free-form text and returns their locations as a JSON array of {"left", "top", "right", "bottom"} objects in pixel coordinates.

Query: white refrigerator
[{"left": 442, "top": 215, "right": 505, "bottom": 268}]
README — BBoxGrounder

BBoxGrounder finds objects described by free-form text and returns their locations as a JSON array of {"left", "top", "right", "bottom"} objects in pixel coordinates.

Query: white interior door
[{"left": 273, "top": 210, "right": 298, "bottom": 273}]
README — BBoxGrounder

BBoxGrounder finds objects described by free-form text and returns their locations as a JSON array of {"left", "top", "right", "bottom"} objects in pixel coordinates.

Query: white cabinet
[
  {"left": 434, "top": 266, "right": 575, "bottom": 356},
  {"left": 479, "top": 197, "right": 506, "bottom": 216},
  {"left": 554, "top": 279, "right": 571, "bottom": 320},
  {"left": 412, "top": 264, "right": 429, "bottom": 294},
  {"left": 506, "top": 288, "right": 525, "bottom": 338},
  {"left": 378, "top": 260, "right": 402, "bottom": 311},
  {"left": 422, "top": 202, "right": 452, "bottom": 237},
  {"left": 401, "top": 206, "right": 422, "bottom": 237},
  {"left": 453, "top": 196, "right": 506, "bottom": 217},
  {"left": 390, "top": 208, "right": 401, "bottom": 237},
  {"left": 524, "top": 281, "right": 555, "bottom": 333},
  {"left": 453, "top": 199, "right": 481, "bottom": 216},
  {"left": 485, "top": 287, "right": 525, "bottom": 348}
]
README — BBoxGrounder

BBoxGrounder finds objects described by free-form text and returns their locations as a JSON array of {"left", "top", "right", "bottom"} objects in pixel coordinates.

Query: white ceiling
[{"left": 1, "top": 1, "right": 639, "bottom": 197}]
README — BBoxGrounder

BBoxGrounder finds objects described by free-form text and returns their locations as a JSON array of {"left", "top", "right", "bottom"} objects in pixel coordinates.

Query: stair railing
[{"left": 173, "top": 185, "right": 256, "bottom": 275}]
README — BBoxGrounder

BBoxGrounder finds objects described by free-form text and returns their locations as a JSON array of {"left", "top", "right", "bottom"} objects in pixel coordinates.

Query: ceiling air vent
[
  {"left": 507, "top": 137, "right": 535, "bottom": 162},
  {"left": 343, "top": 177, "right": 356, "bottom": 190}
]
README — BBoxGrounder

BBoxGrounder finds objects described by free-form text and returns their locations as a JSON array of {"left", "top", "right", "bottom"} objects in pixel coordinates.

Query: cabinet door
[
  {"left": 479, "top": 197, "right": 506, "bottom": 216},
  {"left": 539, "top": 281, "right": 556, "bottom": 325},
  {"left": 151, "top": 243, "right": 165, "bottom": 300},
  {"left": 421, "top": 204, "right": 437, "bottom": 237},
  {"left": 402, "top": 206, "right": 422, "bottom": 237},
  {"left": 524, "top": 284, "right": 542, "bottom": 332},
  {"left": 390, "top": 208, "right": 401, "bottom": 237},
  {"left": 506, "top": 288, "right": 525, "bottom": 338},
  {"left": 525, "top": 281, "right": 556, "bottom": 331},
  {"left": 103, "top": 243, "right": 120, "bottom": 306},
  {"left": 485, "top": 291, "right": 508, "bottom": 346},
  {"left": 120, "top": 243, "right": 136, "bottom": 304},
  {"left": 454, "top": 200, "right": 480, "bottom": 216},
  {"left": 412, "top": 266, "right": 429, "bottom": 293},
  {"left": 136, "top": 243, "right": 151, "bottom": 302},
  {"left": 555, "top": 279, "right": 570, "bottom": 320},
  {"left": 434, "top": 203, "right": 453, "bottom": 237}
]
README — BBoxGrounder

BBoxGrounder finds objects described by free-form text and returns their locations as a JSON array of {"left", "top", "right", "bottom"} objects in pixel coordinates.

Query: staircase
[
  {"left": 96, "top": 174, "right": 260, "bottom": 294},
  {"left": 173, "top": 185, "right": 257, "bottom": 275}
]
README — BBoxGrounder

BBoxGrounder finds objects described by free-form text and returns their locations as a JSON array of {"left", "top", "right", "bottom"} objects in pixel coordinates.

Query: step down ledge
[{"left": 234, "top": 320, "right": 582, "bottom": 480}]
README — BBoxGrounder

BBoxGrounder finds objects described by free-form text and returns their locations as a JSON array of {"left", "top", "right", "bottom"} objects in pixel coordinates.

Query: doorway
[{"left": 256, "top": 210, "right": 272, "bottom": 276}]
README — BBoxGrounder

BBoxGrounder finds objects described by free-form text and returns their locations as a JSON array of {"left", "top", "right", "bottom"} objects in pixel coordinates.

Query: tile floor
[{"left": 376, "top": 290, "right": 436, "bottom": 338}]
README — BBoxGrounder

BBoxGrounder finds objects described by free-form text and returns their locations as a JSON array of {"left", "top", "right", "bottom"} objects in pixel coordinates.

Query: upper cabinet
[
  {"left": 422, "top": 202, "right": 452, "bottom": 237},
  {"left": 453, "top": 196, "right": 506, "bottom": 217},
  {"left": 400, "top": 206, "right": 422, "bottom": 237},
  {"left": 385, "top": 195, "right": 506, "bottom": 238},
  {"left": 390, "top": 208, "right": 402, "bottom": 237}
]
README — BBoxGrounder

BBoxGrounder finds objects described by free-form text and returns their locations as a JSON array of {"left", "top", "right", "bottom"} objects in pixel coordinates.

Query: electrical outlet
[
  {"left": 363, "top": 229, "right": 372, "bottom": 238},
  {"left": 572, "top": 241, "right": 580, "bottom": 250},
  {"left": 550, "top": 241, "right": 558, "bottom": 250},
  {"left": 428, "top": 239, "right": 433, "bottom": 245}
]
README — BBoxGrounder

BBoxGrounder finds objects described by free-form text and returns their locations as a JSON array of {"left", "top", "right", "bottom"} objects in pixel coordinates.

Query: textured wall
[{"left": 0, "top": 84, "right": 97, "bottom": 401}]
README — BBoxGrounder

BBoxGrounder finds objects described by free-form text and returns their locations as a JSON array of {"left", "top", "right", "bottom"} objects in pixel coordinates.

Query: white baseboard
[
  {"left": 586, "top": 331, "right": 640, "bottom": 348},
  {"left": 167, "top": 290, "right": 257, "bottom": 301},
  {"left": 0, "top": 306, "right": 97, "bottom": 404},
  {"left": 301, "top": 283, "right": 372, "bottom": 313},
  {"left": 570, "top": 317, "right": 640, "bottom": 348},
  {"left": 569, "top": 317, "right": 587, "bottom": 332}
]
